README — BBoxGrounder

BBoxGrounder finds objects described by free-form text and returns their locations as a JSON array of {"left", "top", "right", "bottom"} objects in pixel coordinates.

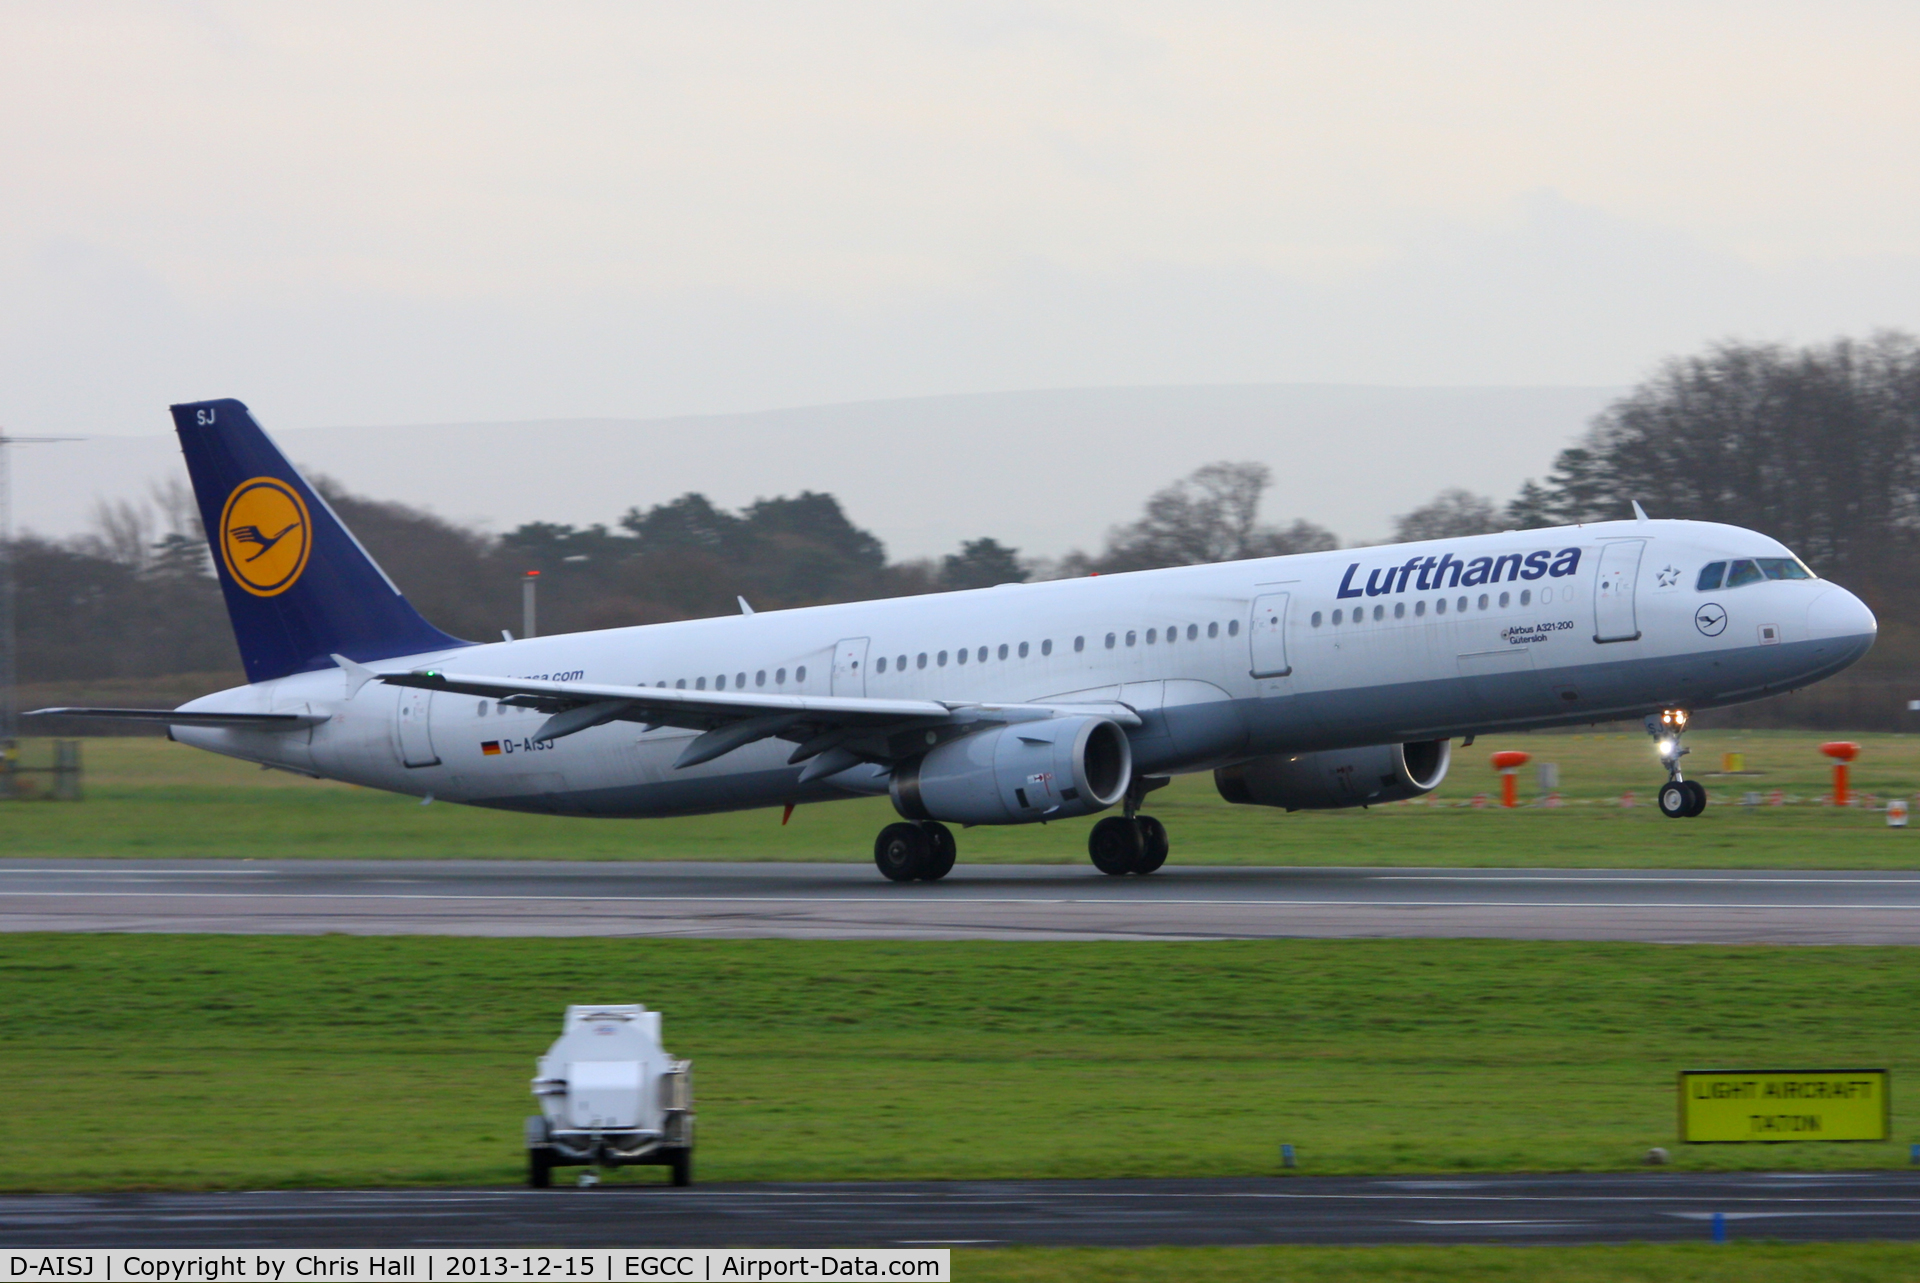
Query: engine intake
[
  {"left": 892, "top": 716, "right": 1132, "bottom": 825},
  {"left": 1214, "top": 739, "right": 1451, "bottom": 811}
]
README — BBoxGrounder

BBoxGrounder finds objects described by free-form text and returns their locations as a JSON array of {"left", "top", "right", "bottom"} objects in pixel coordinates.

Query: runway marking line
[
  {"left": 10, "top": 868, "right": 1920, "bottom": 886},
  {"left": 3, "top": 890, "right": 1920, "bottom": 912}
]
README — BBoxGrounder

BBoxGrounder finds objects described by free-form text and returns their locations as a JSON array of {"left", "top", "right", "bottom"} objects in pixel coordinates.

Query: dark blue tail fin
[{"left": 172, "top": 398, "right": 470, "bottom": 683}]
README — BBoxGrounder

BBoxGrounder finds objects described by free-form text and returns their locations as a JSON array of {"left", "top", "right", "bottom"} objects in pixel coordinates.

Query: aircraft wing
[
  {"left": 370, "top": 666, "right": 1138, "bottom": 775},
  {"left": 26, "top": 707, "right": 328, "bottom": 729}
]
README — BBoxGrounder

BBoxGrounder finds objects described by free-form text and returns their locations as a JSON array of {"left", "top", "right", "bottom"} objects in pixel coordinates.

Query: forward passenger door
[{"left": 1593, "top": 541, "right": 1645, "bottom": 643}]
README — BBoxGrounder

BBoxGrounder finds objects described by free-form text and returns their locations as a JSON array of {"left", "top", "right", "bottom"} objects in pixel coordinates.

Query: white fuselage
[{"left": 175, "top": 519, "right": 1876, "bottom": 819}]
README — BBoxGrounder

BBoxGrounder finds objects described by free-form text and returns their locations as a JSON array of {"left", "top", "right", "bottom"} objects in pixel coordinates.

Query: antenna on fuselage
[{"left": 1631, "top": 500, "right": 1650, "bottom": 523}]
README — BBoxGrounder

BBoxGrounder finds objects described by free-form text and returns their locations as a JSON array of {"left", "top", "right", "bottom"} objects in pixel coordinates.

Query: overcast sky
[{"left": 3, "top": 3, "right": 1917, "bottom": 448}]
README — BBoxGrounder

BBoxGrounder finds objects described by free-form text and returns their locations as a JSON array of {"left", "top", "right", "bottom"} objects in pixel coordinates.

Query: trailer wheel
[
  {"left": 528, "top": 1148, "right": 553, "bottom": 1188},
  {"left": 669, "top": 1151, "right": 693, "bottom": 1187}
]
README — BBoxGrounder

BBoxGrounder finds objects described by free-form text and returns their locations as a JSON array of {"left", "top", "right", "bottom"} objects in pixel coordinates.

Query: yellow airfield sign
[{"left": 1679, "top": 1068, "right": 1890, "bottom": 1143}]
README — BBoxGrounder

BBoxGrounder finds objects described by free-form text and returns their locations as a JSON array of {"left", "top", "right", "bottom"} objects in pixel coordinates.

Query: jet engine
[
  {"left": 891, "top": 716, "right": 1133, "bottom": 826},
  {"left": 1214, "top": 739, "right": 1451, "bottom": 811}
]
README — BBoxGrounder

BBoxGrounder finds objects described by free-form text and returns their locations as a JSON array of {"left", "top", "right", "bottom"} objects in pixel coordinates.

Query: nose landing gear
[{"left": 1648, "top": 709, "right": 1707, "bottom": 818}]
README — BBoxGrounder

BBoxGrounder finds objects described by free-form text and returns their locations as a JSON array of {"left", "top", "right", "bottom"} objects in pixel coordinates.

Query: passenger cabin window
[
  {"left": 1018, "top": 642, "right": 1029, "bottom": 658},
  {"left": 1187, "top": 624, "right": 1198, "bottom": 640},
  {"left": 1041, "top": 639, "right": 1053, "bottom": 655},
  {"left": 676, "top": 679, "right": 687, "bottom": 689},
  {"left": 897, "top": 655, "right": 906, "bottom": 670},
  {"left": 1332, "top": 609, "right": 1343, "bottom": 625},
  {"left": 1498, "top": 592, "right": 1509, "bottom": 608},
  {"left": 736, "top": 672, "right": 746, "bottom": 688},
  {"left": 1415, "top": 600, "right": 1427, "bottom": 617},
  {"left": 1207, "top": 622, "right": 1219, "bottom": 638},
  {"left": 1394, "top": 602, "right": 1406, "bottom": 619},
  {"left": 776, "top": 668, "right": 787, "bottom": 683},
  {"left": 1311, "top": 611, "right": 1323, "bottom": 627},
  {"left": 1072, "top": 637, "right": 1083, "bottom": 652},
  {"left": 1435, "top": 599, "right": 1447, "bottom": 615},
  {"left": 938, "top": 651, "right": 949, "bottom": 666},
  {"left": 1456, "top": 596, "right": 1468, "bottom": 613},
  {"left": 957, "top": 648, "right": 968, "bottom": 665},
  {"left": 715, "top": 675, "right": 725, "bottom": 690},
  {"left": 1146, "top": 629, "right": 1157, "bottom": 644},
  {"left": 1726, "top": 560, "right": 1763, "bottom": 588},
  {"left": 917, "top": 653, "right": 928, "bottom": 669},
  {"left": 1372, "top": 605, "right": 1383, "bottom": 621},
  {"left": 1478, "top": 594, "right": 1489, "bottom": 610},
  {"left": 1227, "top": 620, "right": 1239, "bottom": 636},
  {"left": 1105, "top": 633, "right": 1116, "bottom": 649},
  {"left": 796, "top": 666, "right": 807, "bottom": 682},
  {"left": 756, "top": 670, "right": 767, "bottom": 686},
  {"left": 696, "top": 677, "right": 707, "bottom": 690},
  {"left": 1126, "top": 631, "right": 1137, "bottom": 647},
  {"left": 1697, "top": 561, "right": 1726, "bottom": 591},
  {"left": 876, "top": 657, "right": 887, "bottom": 673},
  {"left": 998, "top": 644, "right": 1009, "bottom": 660},
  {"left": 977, "top": 647, "right": 987, "bottom": 662},
  {"left": 1519, "top": 590, "right": 1531, "bottom": 606}
]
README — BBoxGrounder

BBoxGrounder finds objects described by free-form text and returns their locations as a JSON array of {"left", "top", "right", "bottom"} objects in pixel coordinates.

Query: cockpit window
[
  {"left": 1758, "top": 557, "right": 1814, "bottom": 581},
  {"left": 1697, "top": 562, "right": 1726, "bottom": 591},
  {"left": 1725, "top": 560, "right": 1764, "bottom": 588}
]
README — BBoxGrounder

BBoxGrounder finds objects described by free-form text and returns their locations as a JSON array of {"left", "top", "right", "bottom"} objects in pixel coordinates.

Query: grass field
[
  {"left": 956, "top": 1244, "right": 1920, "bottom": 1282},
  {"left": 4, "top": 933, "right": 1919, "bottom": 1192},
  {"left": 4, "top": 730, "right": 1920, "bottom": 867}
]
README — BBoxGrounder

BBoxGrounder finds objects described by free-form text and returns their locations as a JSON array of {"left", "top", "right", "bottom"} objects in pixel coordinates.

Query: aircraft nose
[{"left": 1806, "top": 585, "right": 1877, "bottom": 647}]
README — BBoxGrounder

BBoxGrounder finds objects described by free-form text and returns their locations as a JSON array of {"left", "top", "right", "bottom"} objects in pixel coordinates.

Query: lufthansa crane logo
[{"left": 219, "top": 477, "right": 311, "bottom": 597}]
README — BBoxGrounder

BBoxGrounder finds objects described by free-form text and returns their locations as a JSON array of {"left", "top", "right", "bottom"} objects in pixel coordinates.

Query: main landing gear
[
  {"left": 1648, "top": 708, "right": 1707, "bottom": 819},
  {"left": 1088, "top": 776, "right": 1172, "bottom": 876},
  {"left": 874, "top": 821, "right": 957, "bottom": 882}
]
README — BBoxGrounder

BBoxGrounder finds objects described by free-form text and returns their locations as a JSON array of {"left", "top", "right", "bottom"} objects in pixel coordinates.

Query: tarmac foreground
[
  {"left": 4, "top": 1174, "right": 1920, "bottom": 1248},
  {"left": 5, "top": 859, "right": 1920, "bottom": 943}
]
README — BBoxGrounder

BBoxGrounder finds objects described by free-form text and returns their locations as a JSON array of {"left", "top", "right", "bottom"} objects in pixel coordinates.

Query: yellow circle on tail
[{"left": 219, "top": 477, "right": 312, "bottom": 597}]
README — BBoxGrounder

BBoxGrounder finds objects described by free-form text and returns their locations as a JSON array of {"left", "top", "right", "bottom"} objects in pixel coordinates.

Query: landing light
[{"left": 1657, "top": 739, "right": 1676, "bottom": 757}]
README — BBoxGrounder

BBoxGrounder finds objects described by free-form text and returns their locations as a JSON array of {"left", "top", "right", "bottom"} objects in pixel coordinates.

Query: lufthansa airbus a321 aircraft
[{"left": 37, "top": 400, "right": 1878, "bottom": 880}]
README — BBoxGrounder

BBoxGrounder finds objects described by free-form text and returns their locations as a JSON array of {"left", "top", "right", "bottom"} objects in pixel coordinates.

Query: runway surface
[
  {"left": 4, "top": 858, "right": 1920, "bottom": 943},
  {"left": 5, "top": 1173, "right": 1920, "bottom": 1248}
]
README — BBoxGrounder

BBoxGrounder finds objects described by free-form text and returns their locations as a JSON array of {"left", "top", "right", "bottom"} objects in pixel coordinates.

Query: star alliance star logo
[{"left": 1656, "top": 565, "right": 1681, "bottom": 588}]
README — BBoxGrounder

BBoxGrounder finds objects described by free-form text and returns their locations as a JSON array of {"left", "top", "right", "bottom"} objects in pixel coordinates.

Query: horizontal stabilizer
[{"left": 27, "top": 707, "right": 327, "bottom": 730}]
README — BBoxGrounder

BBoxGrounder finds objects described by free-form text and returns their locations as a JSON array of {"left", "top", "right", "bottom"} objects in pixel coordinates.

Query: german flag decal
[{"left": 481, "top": 741, "right": 502, "bottom": 756}]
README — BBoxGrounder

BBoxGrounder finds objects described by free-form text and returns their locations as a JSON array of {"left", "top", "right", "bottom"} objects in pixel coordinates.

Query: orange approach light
[
  {"left": 1821, "top": 741, "right": 1861, "bottom": 806},
  {"left": 1490, "top": 750, "right": 1531, "bottom": 808}
]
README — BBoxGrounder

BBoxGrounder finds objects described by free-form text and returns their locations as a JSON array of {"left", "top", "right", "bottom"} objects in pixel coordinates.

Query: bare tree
[
  {"left": 79, "top": 497, "right": 156, "bottom": 569},
  {"left": 1089, "top": 461, "right": 1335, "bottom": 572},
  {"left": 1391, "top": 488, "right": 1505, "bottom": 543}
]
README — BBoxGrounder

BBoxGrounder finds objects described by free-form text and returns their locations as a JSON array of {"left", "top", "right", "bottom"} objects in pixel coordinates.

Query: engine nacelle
[
  {"left": 891, "top": 716, "right": 1133, "bottom": 825},
  {"left": 1214, "top": 739, "right": 1451, "bottom": 811}
]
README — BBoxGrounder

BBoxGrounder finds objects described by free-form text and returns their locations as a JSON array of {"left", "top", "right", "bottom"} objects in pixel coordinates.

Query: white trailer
[{"left": 526, "top": 1004, "right": 694, "bottom": 1187}]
